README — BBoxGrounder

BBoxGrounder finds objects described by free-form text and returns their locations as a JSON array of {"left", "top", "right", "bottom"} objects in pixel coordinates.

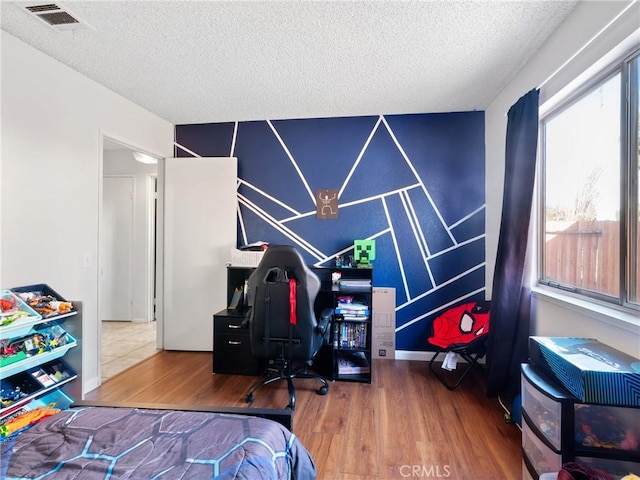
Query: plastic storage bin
[
  {"left": 522, "top": 370, "right": 561, "bottom": 449},
  {"left": 574, "top": 403, "right": 640, "bottom": 453},
  {"left": 0, "top": 290, "right": 42, "bottom": 340},
  {"left": 523, "top": 416, "right": 563, "bottom": 477},
  {"left": 0, "top": 330, "right": 77, "bottom": 378},
  {"left": 522, "top": 363, "right": 573, "bottom": 451},
  {"left": 0, "top": 359, "right": 77, "bottom": 417},
  {"left": 574, "top": 456, "right": 640, "bottom": 479},
  {"left": 522, "top": 459, "right": 535, "bottom": 480},
  {"left": 11, "top": 284, "right": 75, "bottom": 320},
  {"left": 25, "top": 388, "right": 74, "bottom": 411}
]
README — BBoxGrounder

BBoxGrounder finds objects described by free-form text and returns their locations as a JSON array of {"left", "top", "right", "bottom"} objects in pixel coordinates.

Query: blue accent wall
[{"left": 175, "top": 112, "right": 485, "bottom": 352}]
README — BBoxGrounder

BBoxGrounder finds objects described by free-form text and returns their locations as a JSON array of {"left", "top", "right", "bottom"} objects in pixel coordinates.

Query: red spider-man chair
[{"left": 427, "top": 300, "right": 490, "bottom": 390}]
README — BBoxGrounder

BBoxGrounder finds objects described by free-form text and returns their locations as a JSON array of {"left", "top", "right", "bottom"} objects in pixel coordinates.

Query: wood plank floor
[{"left": 85, "top": 351, "right": 522, "bottom": 480}]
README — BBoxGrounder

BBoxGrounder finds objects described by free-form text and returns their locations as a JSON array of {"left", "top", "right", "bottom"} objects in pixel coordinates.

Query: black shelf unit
[
  {"left": 314, "top": 267, "right": 373, "bottom": 384},
  {"left": 521, "top": 363, "right": 640, "bottom": 480}
]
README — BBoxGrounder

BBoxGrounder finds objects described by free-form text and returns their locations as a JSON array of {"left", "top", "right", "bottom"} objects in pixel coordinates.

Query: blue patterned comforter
[{"left": 1, "top": 407, "right": 316, "bottom": 479}]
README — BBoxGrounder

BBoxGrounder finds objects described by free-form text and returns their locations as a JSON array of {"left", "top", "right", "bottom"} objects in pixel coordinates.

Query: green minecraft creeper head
[{"left": 354, "top": 240, "right": 375, "bottom": 267}]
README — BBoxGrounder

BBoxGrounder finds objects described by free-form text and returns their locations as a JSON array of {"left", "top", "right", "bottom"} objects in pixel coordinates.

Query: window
[{"left": 539, "top": 49, "right": 639, "bottom": 311}]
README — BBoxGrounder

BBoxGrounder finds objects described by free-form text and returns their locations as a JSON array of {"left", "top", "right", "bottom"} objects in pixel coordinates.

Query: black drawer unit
[{"left": 213, "top": 309, "right": 262, "bottom": 376}]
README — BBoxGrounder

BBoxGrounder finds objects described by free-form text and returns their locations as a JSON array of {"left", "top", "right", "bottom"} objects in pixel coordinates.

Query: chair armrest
[{"left": 316, "top": 308, "right": 333, "bottom": 335}]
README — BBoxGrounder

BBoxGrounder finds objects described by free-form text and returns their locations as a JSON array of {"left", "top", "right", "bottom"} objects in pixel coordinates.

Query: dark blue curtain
[{"left": 486, "top": 88, "right": 540, "bottom": 400}]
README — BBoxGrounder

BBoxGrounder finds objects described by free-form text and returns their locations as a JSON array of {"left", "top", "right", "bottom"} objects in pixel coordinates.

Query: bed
[{"left": 0, "top": 401, "right": 316, "bottom": 479}]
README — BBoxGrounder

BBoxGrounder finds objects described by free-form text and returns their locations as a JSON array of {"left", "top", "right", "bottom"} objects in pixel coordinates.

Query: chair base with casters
[
  {"left": 428, "top": 337, "right": 487, "bottom": 390},
  {"left": 246, "top": 342, "right": 329, "bottom": 410}
]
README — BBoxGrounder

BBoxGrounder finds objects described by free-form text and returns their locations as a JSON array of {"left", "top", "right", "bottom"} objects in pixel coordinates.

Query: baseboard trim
[
  {"left": 394, "top": 351, "right": 434, "bottom": 361},
  {"left": 394, "top": 350, "right": 486, "bottom": 364},
  {"left": 84, "top": 376, "right": 100, "bottom": 396}
]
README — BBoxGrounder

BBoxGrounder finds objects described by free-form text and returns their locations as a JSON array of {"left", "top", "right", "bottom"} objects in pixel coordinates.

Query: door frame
[
  {"left": 145, "top": 174, "right": 158, "bottom": 325},
  {"left": 99, "top": 134, "right": 161, "bottom": 385}
]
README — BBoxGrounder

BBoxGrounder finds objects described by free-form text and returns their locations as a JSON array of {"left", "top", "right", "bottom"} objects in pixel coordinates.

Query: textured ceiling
[{"left": 1, "top": 1, "right": 579, "bottom": 125}]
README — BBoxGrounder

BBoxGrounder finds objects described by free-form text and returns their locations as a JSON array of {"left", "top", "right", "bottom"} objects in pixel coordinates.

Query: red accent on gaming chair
[
  {"left": 427, "top": 301, "right": 490, "bottom": 390},
  {"left": 289, "top": 278, "right": 297, "bottom": 325}
]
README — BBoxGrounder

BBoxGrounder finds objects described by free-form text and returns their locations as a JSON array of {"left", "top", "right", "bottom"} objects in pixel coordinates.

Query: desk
[{"left": 213, "top": 266, "right": 373, "bottom": 383}]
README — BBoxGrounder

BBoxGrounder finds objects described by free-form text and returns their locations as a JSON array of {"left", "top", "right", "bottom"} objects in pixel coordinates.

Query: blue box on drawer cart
[{"left": 529, "top": 337, "right": 640, "bottom": 407}]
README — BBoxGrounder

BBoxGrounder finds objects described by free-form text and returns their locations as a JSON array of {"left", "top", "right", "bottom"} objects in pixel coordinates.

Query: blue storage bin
[
  {"left": 0, "top": 329, "right": 77, "bottom": 379},
  {"left": 0, "top": 290, "right": 42, "bottom": 340}
]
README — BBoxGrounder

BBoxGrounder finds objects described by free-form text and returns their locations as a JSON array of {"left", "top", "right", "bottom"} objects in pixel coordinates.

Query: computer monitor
[{"left": 354, "top": 240, "right": 375, "bottom": 267}]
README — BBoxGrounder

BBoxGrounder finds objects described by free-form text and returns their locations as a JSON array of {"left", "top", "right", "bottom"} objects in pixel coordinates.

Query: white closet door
[
  {"left": 162, "top": 157, "right": 237, "bottom": 351},
  {"left": 101, "top": 176, "right": 134, "bottom": 321}
]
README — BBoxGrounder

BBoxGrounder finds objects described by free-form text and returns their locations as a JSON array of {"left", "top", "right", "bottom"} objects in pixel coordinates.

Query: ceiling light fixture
[{"left": 133, "top": 152, "right": 158, "bottom": 165}]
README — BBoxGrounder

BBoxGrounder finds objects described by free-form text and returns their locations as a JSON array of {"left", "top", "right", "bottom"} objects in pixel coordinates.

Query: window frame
[
  {"left": 623, "top": 51, "right": 639, "bottom": 309},
  {"left": 537, "top": 46, "right": 640, "bottom": 313}
]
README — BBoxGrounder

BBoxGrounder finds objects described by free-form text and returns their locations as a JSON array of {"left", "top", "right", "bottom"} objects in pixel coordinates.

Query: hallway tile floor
[{"left": 101, "top": 321, "right": 159, "bottom": 383}]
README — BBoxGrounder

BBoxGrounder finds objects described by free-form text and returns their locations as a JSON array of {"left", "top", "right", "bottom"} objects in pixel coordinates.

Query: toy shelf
[{"left": 0, "top": 287, "right": 81, "bottom": 441}]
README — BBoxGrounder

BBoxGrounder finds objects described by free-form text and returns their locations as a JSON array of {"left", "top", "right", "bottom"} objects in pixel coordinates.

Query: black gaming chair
[{"left": 245, "top": 245, "right": 330, "bottom": 410}]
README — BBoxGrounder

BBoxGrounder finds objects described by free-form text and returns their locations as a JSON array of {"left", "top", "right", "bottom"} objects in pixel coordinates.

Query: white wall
[
  {"left": 485, "top": 1, "right": 640, "bottom": 356},
  {"left": 0, "top": 31, "right": 173, "bottom": 393},
  {"left": 103, "top": 150, "right": 157, "bottom": 323}
]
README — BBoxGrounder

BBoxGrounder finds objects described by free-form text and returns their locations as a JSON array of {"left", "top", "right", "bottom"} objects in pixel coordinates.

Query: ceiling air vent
[{"left": 20, "top": 2, "right": 94, "bottom": 33}]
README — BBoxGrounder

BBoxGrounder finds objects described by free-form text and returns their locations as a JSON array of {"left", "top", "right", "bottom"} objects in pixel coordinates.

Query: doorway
[{"left": 100, "top": 138, "right": 159, "bottom": 383}]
